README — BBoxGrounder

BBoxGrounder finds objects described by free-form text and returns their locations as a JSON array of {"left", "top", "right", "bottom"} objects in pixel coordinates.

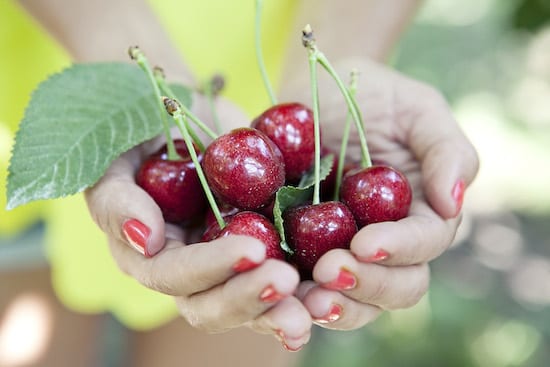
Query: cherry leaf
[
  {"left": 6, "top": 62, "right": 191, "bottom": 210},
  {"left": 273, "top": 154, "right": 334, "bottom": 254}
]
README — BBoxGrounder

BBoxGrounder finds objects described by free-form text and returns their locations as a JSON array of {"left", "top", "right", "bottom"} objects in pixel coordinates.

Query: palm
[{"left": 279, "top": 58, "right": 478, "bottom": 330}]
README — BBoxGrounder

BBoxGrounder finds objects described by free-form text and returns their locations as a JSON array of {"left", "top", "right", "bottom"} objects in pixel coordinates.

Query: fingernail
[
  {"left": 282, "top": 342, "right": 304, "bottom": 352},
  {"left": 122, "top": 219, "right": 151, "bottom": 257},
  {"left": 274, "top": 330, "right": 306, "bottom": 352},
  {"left": 314, "top": 303, "right": 343, "bottom": 324},
  {"left": 259, "top": 285, "right": 285, "bottom": 303},
  {"left": 359, "top": 249, "right": 389, "bottom": 263},
  {"left": 232, "top": 257, "right": 260, "bottom": 273},
  {"left": 322, "top": 268, "right": 357, "bottom": 291},
  {"left": 452, "top": 179, "right": 465, "bottom": 216}
]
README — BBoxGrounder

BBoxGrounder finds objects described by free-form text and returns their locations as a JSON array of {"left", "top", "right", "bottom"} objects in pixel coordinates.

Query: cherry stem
[
  {"left": 129, "top": 46, "right": 180, "bottom": 161},
  {"left": 164, "top": 98, "right": 226, "bottom": 229},
  {"left": 307, "top": 47, "right": 322, "bottom": 206},
  {"left": 153, "top": 69, "right": 219, "bottom": 142},
  {"left": 255, "top": 0, "right": 278, "bottom": 105},
  {"left": 301, "top": 27, "right": 372, "bottom": 168},
  {"left": 152, "top": 67, "right": 206, "bottom": 152},
  {"left": 203, "top": 74, "right": 224, "bottom": 134},
  {"left": 333, "top": 69, "right": 359, "bottom": 201}
]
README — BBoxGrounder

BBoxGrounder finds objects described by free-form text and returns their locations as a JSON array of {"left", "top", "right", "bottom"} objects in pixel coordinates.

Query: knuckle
[
  {"left": 368, "top": 277, "right": 389, "bottom": 305},
  {"left": 177, "top": 298, "right": 219, "bottom": 332},
  {"left": 400, "top": 266, "right": 431, "bottom": 309},
  {"left": 419, "top": 84, "right": 447, "bottom": 109}
]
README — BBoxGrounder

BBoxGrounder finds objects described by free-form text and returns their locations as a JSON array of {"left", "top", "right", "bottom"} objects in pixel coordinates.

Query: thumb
[{"left": 85, "top": 149, "right": 166, "bottom": 257}]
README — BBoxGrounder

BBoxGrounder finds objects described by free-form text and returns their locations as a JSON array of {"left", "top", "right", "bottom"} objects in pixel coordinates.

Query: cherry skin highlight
[
  {"left": 202, "top": 211, "right": 286, "bottom": 261},
  {"left": 283, "top": 201, "right": 357, "bottom": 280},
  {"left": 251, "top": 102, "right": 315, "bottom": 183},
  {"left": 136, "top": 140, "right": 207, "bottom": 224},
  {"left": 203, "top": 127, "right": 286, "bottom": 210},
  {"left": 340, "top": 165, "right": 412, "bottom": 228}
]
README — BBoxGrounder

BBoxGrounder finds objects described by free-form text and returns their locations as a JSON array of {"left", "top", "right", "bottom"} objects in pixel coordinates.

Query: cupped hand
[
  {"left": 85, "top": 93, "right": 312, "bottom": 351},
  {"left": 281, "top": 58, "right": 479, "bottom": 330}
]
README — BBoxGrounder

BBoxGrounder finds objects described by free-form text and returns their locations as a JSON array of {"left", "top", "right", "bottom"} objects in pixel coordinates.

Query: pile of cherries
[
  {"left": 132, "top": 21, "right": 412, "bottom": 280},
  {"left": 136, "top": 100, "right": 412, "bottom": 279}
]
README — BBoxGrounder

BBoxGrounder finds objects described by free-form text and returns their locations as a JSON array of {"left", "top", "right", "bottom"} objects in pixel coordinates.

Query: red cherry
[
  {"left": 283, "top": 201, "right": 357, "bottom": 279},
  {"left": 203, "top": 127, "right": 286, "bottom": 210},
  {"left": 204, "top": 202, "right": 240, "bottom": 229},
  {"left": 252, "top": 102, "right": 315, "bottom": 183},
  {"left": 136, "top": 140, "right": 207, "bottom": 224},
  {"left": 202, "top": 211, "right": 286, "bottom": 261},
  {"left": 319, "top": 147, "right": 360, "bottom": 200},
  {"left": 340, "top": 165, "right": 412, "bottom": 227}
]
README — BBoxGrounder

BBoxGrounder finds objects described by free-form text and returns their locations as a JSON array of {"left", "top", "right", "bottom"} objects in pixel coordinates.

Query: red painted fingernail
[
  {"left": 232, "top": 257, "right": 260, "bottom": 273},
  {"left": 323, "top": 268, "right": 357, "bottom": 291},
  {"left": 274, "top": 330, "right": 307, "bottom": 351},
  {"left": 259, "top": 285, "right": 285, "bottom": 303},
  {"left": 122, "top": 219, "right": 151, "bottom": 257},
  {"left": 360, "top": 249, "right": 390, "bottom": 263},
  {"left": 282, "top": 342, "right": 304, "bottom": 352},
  {"left": 452, "top": 179, "right": 465, "bottom": 216},
  {"left": 314, "top": 303, "right": 343, "bottom": 324}
]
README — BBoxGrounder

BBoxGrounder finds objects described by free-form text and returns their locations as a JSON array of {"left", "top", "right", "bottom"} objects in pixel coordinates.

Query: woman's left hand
[{"left": 283, "top": 58, "right": 479, "bottom": 330}]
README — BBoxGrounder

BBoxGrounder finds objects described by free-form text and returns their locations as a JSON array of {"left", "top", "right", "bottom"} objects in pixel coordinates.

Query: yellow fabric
[
  {"left": 148, "top": 0, "right": 297, "bottom": 117},
  {"left": 1, "top": 0, "right": 298, "bottom": 329},
  {"left": 0, "top": 0, "right": 69, "bottom": 235}
]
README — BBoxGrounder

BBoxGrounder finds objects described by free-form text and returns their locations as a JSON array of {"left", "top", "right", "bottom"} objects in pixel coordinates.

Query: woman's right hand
[{"left": 84, "top": 94, "right": 313, "bottom": 352}]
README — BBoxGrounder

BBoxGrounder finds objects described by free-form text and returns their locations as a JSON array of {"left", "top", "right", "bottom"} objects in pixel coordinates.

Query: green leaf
[
  {"left": 273, "top": 154, "right": 334, "bottom": 254},
  {"left": 298, "top": 153, "right": 334, "bottom": 189},
  {"left": 6, "top": 62, "right": 191, "bottom": 210}
]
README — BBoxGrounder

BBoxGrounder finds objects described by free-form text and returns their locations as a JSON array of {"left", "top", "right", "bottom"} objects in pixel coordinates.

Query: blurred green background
[
  {"left": 302, "top": 0, "right": 550, "bottom": 366},
  {"left": 1, "top": 0, "right": 550, "bottom": 366}
]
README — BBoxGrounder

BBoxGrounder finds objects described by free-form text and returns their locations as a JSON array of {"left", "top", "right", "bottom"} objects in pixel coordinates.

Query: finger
[
  {"left": 109, "top": 234, "right": 267, "bottom": 297},
  {"left": 177, "top": 259, "right": 300, "bottom": 333},
  {"left": 298, "top": 284, "right": 383, "bottom": 330},
  {"left": 249, "top": 296, "right": 313, "bottom": 352},
  {"left": 85, "top": 149, "right": 166, "bottom": 257},
  {"left": 313, "top": 249, "right": 430, "bottom": 310},
  {"left": 350, "top": 200, "right": 460, "bottom": 266},
  {"left": 397, "top": 82, "right": 479, "bottom": 219}
]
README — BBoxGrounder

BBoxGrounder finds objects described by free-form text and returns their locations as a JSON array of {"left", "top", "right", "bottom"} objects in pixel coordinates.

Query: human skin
[
  {"left": 279, "top": 56, "right": 478, "bottom": 330},
  {"left": 16, "top": 0, "right": 476, "bottom": 358},
  {"left": 273, "top": 0, "right": 478, "bottom": 332}
]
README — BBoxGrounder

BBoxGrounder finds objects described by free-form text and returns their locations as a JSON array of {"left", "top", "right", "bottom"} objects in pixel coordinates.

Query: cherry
[
  {"left": 203, "top": 127, "right": 286, "bottom": 210},
  {"left": 204, "top": 202, "right": 240, "bottom": 229},
  {"left": 136, "top": 140, "right": 207, "bottom": 224},
  {"left": 340, "top": 165, "right": 412, "bottom": 227},
  {"left": 251, "top": 102, "right": 315, "bottom": 183},
  {"left": 255, "top": 198, "right": 275, "bottom": 222},
  {"left": 319, "top": 147, "right": 360, "bottom": 201},
  {"left": 283, "top": 201, "right": 357, "bottom": 279},
  {"left": 202, "top": 211, "right": 286, "bottom": 261}
]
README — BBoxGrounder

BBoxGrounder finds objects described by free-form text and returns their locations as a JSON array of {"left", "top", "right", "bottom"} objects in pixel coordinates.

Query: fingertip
[
  {"left": 312, "top": 249, "right": 356, "bottom": 285},
  {"left": 295, "top": 281, "right": 317, "bottom": 300},
  {"left": 450, "top": 178, "right": 466, "bottom": 217},
  {"left": 211, "top": 234, "right": 268, "bottom": 265},
  {"left": 121, "top": 212, "right": 166, "bottom": 258},
  {"left": 422, "top": 140, "right": 478, "bottom": 220},
  {"left": 424, "top": 174, "right": 466, "bottom": 220}
]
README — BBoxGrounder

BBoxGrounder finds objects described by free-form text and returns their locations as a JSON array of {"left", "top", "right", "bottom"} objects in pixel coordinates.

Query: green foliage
[
  {"left": 6, "top": 63, "right": 191, "bottom": 210},
  {"left": 513, "top": 0, "right": 550, "bottom": 32}
]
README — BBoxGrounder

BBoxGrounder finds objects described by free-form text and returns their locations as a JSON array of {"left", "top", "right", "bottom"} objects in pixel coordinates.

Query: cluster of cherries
[
  {"left": 136, "top": 99, "right": 412, "bottom": 279},
  {"left": 132, "top": 22, "right": 412, "bottom": 280}
]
